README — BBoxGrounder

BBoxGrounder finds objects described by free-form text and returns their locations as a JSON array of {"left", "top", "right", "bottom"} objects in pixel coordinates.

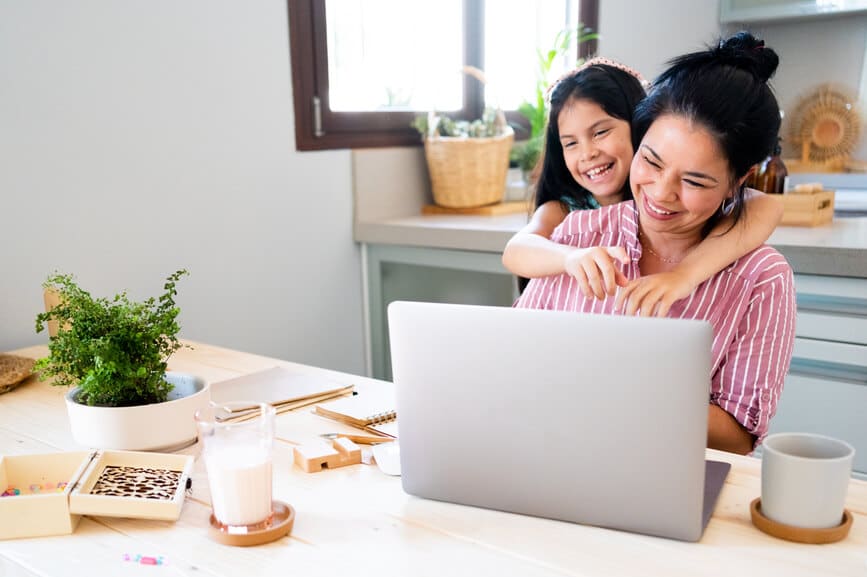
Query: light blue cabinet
[
  {"left": 364, "top": 244, "right": 516, "bottom": 381},
  {"left": 767, "top": 274, "right": 867, "bottom": 479}
]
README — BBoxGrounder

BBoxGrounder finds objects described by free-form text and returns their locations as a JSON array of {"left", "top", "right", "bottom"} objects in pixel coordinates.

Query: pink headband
[{"left": 546, "top": 56, "right": 650, "bottom": 100}]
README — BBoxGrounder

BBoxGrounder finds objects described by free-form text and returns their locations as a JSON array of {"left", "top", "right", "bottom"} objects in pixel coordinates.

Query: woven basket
[{"left": 424, "top": 128, "right": 514, "bottom": 208}]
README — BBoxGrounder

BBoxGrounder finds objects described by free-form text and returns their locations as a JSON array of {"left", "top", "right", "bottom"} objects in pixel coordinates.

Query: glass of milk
[{"left": 195, "top": 401, "right": 277, "bottom": 529}]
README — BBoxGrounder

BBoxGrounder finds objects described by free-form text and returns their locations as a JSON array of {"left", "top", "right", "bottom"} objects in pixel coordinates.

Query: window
[{"left": 288, "top": 0, "right": 598, "bottom": 151}]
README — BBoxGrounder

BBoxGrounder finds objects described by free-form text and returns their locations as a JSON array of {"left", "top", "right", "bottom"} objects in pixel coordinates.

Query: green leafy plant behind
[
  {"left": 515, "top": 25, "right": 599, "bottom": 174},
  {"left": 34, "top": 270, "right": 189, "bottom": 407}
]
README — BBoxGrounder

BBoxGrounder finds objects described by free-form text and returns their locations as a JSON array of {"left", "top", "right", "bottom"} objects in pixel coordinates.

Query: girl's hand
[
  {"left": 615, "top": 271, "right": 697, "bottom": 317},
  {"left": 564, "top": 247, "right": 629, "bottom": 300}
]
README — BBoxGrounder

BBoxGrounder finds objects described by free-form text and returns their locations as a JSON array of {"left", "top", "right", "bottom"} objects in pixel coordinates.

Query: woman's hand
[
  {"left": 615, "top": 270, "right": 697, "bottom": 317},
  {"left": 563, "top": 247, "right": 629, "bottom": 300}
]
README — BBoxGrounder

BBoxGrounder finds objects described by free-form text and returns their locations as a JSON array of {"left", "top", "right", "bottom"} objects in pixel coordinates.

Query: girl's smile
[{"left": 558, "top": 98, "right": 633, "bottom": 206}]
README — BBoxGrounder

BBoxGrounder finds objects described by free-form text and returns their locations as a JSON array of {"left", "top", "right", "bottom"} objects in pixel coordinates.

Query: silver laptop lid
[{"left": 388, "top": 301, "right": 713, "bottom": 542}]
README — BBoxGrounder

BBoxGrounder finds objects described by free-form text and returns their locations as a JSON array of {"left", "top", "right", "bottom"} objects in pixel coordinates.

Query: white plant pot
[{"left": 64, "top": 372, "right": 211, "bottom": 452}]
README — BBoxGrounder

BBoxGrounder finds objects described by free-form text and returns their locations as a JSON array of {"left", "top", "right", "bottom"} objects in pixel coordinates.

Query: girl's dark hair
[
  {"left": 632, "top": 31, "right": 781, "bottom": 235},
  {"left": 533, "top": 64, "right": 647, "bottom": 211}
]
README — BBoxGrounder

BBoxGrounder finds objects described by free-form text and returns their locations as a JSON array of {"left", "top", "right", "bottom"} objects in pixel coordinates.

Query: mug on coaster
[{"left": 761, "top": 432, "right": 855, "bottom": 529}]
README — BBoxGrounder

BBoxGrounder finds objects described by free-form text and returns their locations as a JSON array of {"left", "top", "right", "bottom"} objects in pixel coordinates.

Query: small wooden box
[
  {"left": 779, "top": 190, "right": 834, "bottom": 227},
  {"left": 0, "top": 450, "right": 193, "bottom": 540}
]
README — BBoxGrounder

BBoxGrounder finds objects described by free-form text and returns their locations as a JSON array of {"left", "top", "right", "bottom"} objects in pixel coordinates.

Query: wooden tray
[{"left": 422, "top": 200, "right": 529, "bottom": 216}]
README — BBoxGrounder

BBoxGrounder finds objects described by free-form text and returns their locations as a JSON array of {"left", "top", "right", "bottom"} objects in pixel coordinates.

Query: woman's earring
[{"left": 721, "top": 196, "right": 736, "bottom": 216}]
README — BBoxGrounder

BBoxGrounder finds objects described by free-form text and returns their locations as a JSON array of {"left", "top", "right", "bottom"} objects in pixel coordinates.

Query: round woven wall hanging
[{"left": 788, "top": 84, "right": 861, "bottom": 166}]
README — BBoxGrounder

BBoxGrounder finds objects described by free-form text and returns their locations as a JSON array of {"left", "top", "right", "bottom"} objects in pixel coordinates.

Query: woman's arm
[
  {"left": 617, "top": 191, "right": 783, "bottom": 316},
  {"left": 710, "top": 251, "right": 796, "bottom": 453},
  {"left": 707, "top": 405, "right": 755, "bottom": 455}
]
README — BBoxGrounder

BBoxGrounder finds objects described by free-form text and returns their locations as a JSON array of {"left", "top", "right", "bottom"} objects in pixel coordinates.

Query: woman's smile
[{"left": 642, "top": 194, "right": 679, "bottom": 219}]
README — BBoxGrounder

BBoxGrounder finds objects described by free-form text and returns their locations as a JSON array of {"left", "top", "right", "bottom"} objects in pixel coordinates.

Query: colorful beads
[
  {"left": 123, "top": 554, "right": 166, "bottom": 565},
  {"left": 0, "top": 481, "right": 69, "bottom": 497}
]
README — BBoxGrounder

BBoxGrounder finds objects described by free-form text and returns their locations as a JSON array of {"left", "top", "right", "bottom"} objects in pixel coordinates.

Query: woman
[
  {"left": 515, "top": 32, "right": 796, "bottom": 454},
  {"left": 502, "top": 57, "right": 782, "bottom": 317}
]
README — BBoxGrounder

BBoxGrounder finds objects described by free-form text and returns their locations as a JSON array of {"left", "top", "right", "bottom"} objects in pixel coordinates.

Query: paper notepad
[
  {"left": 210, "top": 367, "right": 354, "bottom": 421},
  {"left": 313, "top": 390, "right": 397, "bottom": 435}
]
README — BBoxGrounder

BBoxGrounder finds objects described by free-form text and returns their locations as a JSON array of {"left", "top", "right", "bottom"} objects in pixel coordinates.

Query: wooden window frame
[{"left": 288, "top": 0, "right": 599, "bottom": 151}]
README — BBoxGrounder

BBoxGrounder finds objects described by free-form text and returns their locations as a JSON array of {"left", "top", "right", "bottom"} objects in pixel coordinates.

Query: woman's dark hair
[
  {"left": 632, "top": 31, "right": 781, "bottom": 235},
  {"left": 533, "top": 64, "right": 647, "bottom": 211}
]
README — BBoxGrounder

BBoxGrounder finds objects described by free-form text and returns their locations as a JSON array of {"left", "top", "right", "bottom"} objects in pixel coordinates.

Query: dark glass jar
[{"left": 748, "top": 138, "right": 788, "bottom": 194}]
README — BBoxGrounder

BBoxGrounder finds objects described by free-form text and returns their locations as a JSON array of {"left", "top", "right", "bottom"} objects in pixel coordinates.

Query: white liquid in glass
[{"left": 206, "top": 447, "right": 273, "bottom": 526}]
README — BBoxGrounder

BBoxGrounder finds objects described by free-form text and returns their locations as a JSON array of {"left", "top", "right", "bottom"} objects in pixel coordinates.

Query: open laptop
[{"left": 387, "top": 301, "right": 731, "bottom": 542}]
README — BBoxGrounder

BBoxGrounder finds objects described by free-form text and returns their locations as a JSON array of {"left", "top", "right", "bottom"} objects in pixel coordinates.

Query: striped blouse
[{"left": 514, "top": 201, "right": 797, "bottom": 444}]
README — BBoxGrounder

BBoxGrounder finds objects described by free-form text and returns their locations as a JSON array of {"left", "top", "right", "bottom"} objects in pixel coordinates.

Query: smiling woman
[
  {"left": 631, "top": 115, "right": 740, "bottom": 265},
  {"left": 287, "top": 0, "right": 598, "bottom": 150}
]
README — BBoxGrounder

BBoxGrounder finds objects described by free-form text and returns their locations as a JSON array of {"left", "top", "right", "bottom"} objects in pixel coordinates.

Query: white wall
[
  {"left": 598, "top": 0, "right": 867, "bottom": 162},
  {"left": 0, "top": 0, "right": 365, "bottom": 374},
  {"left": 598, "top": 0, "right": 722, "bottom": 80},
  {"left": 735, "top": 15, "right": 867, "bottom": 161}
]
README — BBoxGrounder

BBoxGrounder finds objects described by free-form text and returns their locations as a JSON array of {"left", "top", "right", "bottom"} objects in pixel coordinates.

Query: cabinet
[
  {"left": 365, "top": 245, "right": 867, "bottom": 477},
  {"left": 719, "top": 0, "right": 867, "bottom": 23},
  {"left": 766, "top": 274, "right": 867, "bottom": 479},
  {"left": 364, "top": 244, "right": 516, "bottom": 381}
]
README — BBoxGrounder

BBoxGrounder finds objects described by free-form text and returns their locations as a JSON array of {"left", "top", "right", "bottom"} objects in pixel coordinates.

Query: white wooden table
[{"left": 1, "top": 341, "right": 865, "bottom": 577}]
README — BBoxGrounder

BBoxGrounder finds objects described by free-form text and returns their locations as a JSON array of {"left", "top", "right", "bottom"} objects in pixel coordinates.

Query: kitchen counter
[{"left": 355, "top": 214, "right": 867, "bottom": 278}]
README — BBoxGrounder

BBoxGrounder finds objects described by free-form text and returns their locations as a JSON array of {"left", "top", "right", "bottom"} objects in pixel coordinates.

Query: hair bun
[{"left": 714, "top": 31, "right": 779, "bottom": 82}]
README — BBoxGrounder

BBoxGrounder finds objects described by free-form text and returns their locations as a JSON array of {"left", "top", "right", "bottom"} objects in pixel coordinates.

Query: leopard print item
[{"left": 90, "top": 466, "right": 181, "bottom": 500}]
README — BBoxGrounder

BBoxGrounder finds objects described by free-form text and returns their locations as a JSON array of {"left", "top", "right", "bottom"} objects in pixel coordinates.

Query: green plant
[
  {"left": 515, "top": 25, "right": 599, "bottom": 173},
  {"left": 34, "top": 269, "right": 189, "bottom": 407},
  {"left": 412, "top": 107, "right": 505, "bottom": 139},
  {"left": 411, "top": 66, "right": 510, "bottom": 140}
]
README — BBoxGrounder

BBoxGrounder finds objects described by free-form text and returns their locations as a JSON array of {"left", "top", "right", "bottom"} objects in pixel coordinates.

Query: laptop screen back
[{"left": 388, "top": 301, "right": 715, "bottom": 541}]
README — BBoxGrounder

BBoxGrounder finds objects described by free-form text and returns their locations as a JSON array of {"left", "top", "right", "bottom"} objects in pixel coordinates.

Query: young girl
[{"left": 502, "top": 57, "right": 782, "bottom": 316}]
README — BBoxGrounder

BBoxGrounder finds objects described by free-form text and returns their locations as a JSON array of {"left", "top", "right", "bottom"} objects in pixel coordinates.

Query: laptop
[{"left": 387, "top": 301, "right": 731, "bottom": 542}]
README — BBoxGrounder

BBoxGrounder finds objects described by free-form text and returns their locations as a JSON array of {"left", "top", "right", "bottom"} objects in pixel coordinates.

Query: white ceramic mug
[
  {"left": 196, "top": 402, "right": 276, "bottom": 528},
  {"left": 761, "top": 432, "right": 854, "bottom": 529}
]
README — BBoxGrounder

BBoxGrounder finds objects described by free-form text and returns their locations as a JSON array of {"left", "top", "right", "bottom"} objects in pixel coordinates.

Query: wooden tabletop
[{"left": 2, "top": 342, "right": 865, "bottom": 577}]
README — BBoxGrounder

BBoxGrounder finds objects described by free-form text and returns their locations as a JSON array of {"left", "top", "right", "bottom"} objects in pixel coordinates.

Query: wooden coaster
[
  {"left": 208, "top": 501, "right": 295, "bottom": 547},
  {"left": 750, "top": 498, "right": 853, "bottom": 544}
]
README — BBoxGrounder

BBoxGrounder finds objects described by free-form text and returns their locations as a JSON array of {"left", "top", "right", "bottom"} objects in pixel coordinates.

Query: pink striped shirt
[{"left": 515, "top": 201, "right": 796, "bottom": 444}]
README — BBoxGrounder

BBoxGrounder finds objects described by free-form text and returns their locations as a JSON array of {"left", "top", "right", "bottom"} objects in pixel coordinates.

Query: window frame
[{"left": 287, "top": 0, "right": 598, "bottom": 151}]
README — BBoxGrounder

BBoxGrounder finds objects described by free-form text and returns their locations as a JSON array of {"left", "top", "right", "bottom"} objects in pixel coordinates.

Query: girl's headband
[{"left": 546, "top": 56, "right": 650, "bottom": 100}]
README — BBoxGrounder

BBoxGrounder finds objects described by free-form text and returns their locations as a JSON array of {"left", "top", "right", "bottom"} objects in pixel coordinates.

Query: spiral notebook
[{"left": 313, "top": 392, "right": 397, "bottom": 437}]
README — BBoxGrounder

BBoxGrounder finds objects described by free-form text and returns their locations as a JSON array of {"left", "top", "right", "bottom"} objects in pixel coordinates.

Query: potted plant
[
  {"left": 411, "top": 66, "right": 514, "bottom": 209},
  {"left": 34, "top": 269, "right": 210, "bottom": 451}
]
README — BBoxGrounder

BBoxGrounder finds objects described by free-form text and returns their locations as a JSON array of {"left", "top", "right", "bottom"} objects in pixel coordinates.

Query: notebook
[
  {"left": 313, "top": 391, "right": 398, "bottom": 437},
  {"left": 210, "top": 367, "right": 354, "bottom": 421},
  {"left": 387, "top": 301, "right": 731, "bottom": 542}
]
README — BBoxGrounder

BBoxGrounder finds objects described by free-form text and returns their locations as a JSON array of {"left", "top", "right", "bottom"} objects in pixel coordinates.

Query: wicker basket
[{"left": 424, "top": 128, "right": 514, "bottom": 208}]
